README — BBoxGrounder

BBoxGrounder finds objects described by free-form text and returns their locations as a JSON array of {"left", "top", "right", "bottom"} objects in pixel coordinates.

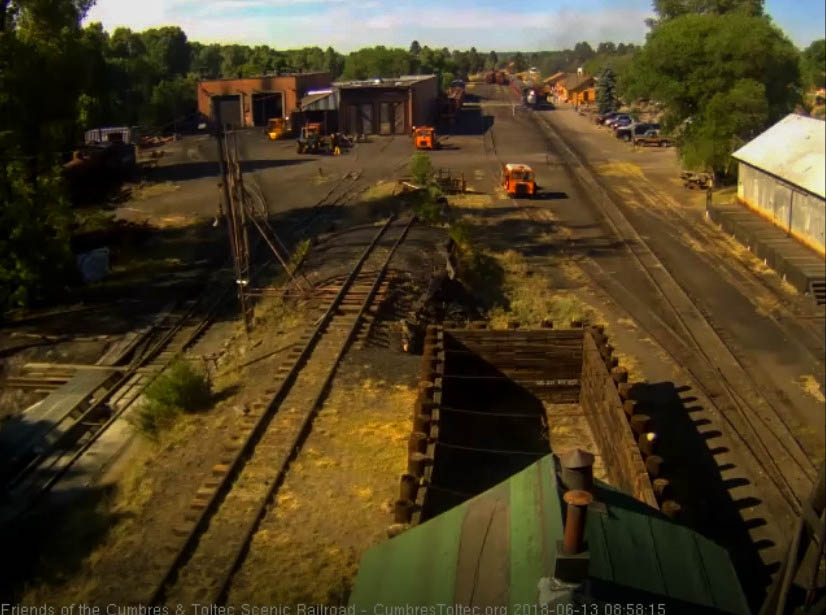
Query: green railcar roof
[{"left": 349, "top": 455, "right": 750, "bottom": 615}]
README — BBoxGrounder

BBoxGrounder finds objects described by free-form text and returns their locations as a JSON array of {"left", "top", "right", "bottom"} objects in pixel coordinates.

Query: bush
[
  {"left": 409, "top": 152, "right": 433, "bottom": 186},
  {"left": 132, "top": 358, "right": 211, "bottom": 437}
]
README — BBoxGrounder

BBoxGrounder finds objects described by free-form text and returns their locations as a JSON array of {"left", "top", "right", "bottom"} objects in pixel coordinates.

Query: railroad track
[
  {"left": 531, "top": 111, "right": 816, "bottom": 510},
  {"left": 1, "top": 284, "right": 232, "bottom": 516},
  {"left": 477, "top": 89, "right": 814, "bottom": 522},
  {"left": 130, "top": 215, "right": 414, "bottom": 606}
]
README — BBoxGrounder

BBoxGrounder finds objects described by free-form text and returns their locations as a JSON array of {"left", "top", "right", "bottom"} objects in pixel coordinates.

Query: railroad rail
[
  {"left": 482, "top": 93, "right": 815, "bottom": 524},
  {"left": 131, "top": 215, "right": 414, "bottom": 606},
  {"left": 1, "top": 286, "right": 231, "bottom": 516}
]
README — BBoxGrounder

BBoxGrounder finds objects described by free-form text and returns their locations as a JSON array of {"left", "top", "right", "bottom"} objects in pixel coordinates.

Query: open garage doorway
[
  {"left": 212, "top": 95, "right": 243, "bottom": 129},
  {"left": 252, "top": 92, "right": 284, "bottom": 126}
]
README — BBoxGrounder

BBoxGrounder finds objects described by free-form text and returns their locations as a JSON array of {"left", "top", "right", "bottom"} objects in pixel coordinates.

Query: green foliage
[
  {"left": 409, "top": 40, "right": 421, "bottom": 56},
  {"left": 596, "top": 68, "right": 618, "bottom": 114},
  {"left": 132, "top": 358, "right": 212, "bottom": 437},
  {"left": 651, "top": 0, "right": 763, "bottom": 25},
  {"left": 148, "top": 74, "right": 198, "bottom": 129},
  {"left": 486, "top": 50, "right": 498, "bottom": 70},
  {"left": 512, "top": 52, "right": 528, "bottom": 72},
  {"left": 441, "top": 72, "right": 456, "bottom": 91},
  {"left": 409, "top": 152, "right": 433, "bottom": 185},
  {"left": 0, "top": 0, "right": 84, "bottom": 313},
  {"left": 801, "top": 39, "right": 826, "bottom": 89},
  {"left": 340, "top": 46, "right": 416, "bottom": 80},
  {"left": 625, "top": 12, "right": 800, "bottom": 176}
]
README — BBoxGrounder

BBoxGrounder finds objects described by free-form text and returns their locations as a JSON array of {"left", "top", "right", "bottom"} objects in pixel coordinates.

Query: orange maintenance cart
[
  {"left": 502, "top": 163, "right": 536, "bottom": 197},
  {"left": 413, "top": 126, "right": 439, "bottom": 150}
]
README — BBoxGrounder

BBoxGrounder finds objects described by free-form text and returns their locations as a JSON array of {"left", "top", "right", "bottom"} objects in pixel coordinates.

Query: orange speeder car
[{"left": 502, "top": 163, "right": 536, "bottom": 197}]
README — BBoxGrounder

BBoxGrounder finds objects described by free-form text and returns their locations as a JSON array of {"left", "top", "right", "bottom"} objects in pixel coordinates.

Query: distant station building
[
  {"left": 732, "top": 113, "right": 826, "bottom": 256},
  {"left": 333, "top": 75, "right": 438, "bottom": 135},
  {"left": 197, "top": 72, "right": 332, "bottom": 129}
]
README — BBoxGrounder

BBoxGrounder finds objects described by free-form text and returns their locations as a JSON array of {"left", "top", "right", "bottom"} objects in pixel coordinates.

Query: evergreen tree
[
  {"left": 596, "top": 67, "right": 618, "bottom": 114},
  {"left": 409, "top": 40, "right": 421, "bottom": 56}
]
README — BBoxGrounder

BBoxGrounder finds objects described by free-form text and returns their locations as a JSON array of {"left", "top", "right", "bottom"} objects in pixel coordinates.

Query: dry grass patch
[
  {"left": 361, "top": 179, "right": 398, "bottom": 201},
  {"left": 593, "top": 161, "right": 644, "bottom": 179},
  {"left": 798, "top": 375, "right": 826, "bottom": 403},
  {"left": 130, "top": 181, "right": 181, "bottom": 200},
  {"left": 226, "top": 377, "right": 415, "bottom": 606},
  {"left": 486, "top": 250, "right": 600, "bottom": 327}
]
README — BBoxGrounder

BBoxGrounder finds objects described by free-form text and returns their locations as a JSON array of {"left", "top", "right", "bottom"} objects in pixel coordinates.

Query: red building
[{"left": 197, "top": 72, "right": 332, "bottom": 128}]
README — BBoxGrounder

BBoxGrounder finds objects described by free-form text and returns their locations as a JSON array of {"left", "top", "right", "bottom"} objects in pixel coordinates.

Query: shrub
[
  {"left": 409, "top": 152, "right": 433, "bottom": 186},
  {"left": 132, "top": 358, "right": 211, "bottom": 437}
]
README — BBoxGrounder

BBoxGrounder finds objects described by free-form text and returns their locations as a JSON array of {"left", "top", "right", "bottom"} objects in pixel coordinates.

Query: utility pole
[{"left": 214, "top": 109, "right": 254, "bottom": 334}]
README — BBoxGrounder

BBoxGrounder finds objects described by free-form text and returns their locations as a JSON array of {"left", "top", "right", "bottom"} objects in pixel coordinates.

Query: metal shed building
[
  {"left": 197, "top": 72, "right": 332, "bottom": 129},
  {"left": 731, "top": 114, "right": 825, "bottom": 256},
  {"left": 334, "top": 75, "right": 438, "bottom": 135}
]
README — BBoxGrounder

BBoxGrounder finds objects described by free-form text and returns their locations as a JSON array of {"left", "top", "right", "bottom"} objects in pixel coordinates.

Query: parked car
[
  {"left": 595, "top": 111, "right": 618, "bottom": 125},
  {"left": 605, "top": 114, "right": 632, "bottom": 127}
]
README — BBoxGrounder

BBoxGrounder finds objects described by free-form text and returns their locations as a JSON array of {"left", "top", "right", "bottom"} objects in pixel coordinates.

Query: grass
[
  {"left": 227, "top": 376, "right": 415, "bottom": 605},
  {"left": 484, "top": 250, "right": 592, "bottom": 327},
  {"left": 130, "top": 357, "right": 212, "bottom": 438},
  {"left": 799, "top": 375, "right": 826, "bottom": 403},
  {"left": 361, "top": 180, "right": 398, "bottom": 202}
]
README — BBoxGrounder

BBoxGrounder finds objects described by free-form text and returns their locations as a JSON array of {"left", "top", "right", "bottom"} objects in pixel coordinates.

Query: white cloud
[{"left": 84, "top": 1, "right": 650, "bottom": 50}]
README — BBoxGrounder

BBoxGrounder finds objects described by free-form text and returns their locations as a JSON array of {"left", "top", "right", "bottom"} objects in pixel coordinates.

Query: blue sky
[{"left": 84, "top": 0, "right": 825, "bottom": 51}]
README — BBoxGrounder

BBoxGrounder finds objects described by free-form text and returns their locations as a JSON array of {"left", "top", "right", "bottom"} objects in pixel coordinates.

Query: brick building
[{"left": 197, "top": 72, "right": 332, "bottom": 128}]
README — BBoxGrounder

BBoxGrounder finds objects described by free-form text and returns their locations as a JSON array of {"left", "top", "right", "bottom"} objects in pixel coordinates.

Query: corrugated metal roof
[
  {"left": 300, "top": 90, "right": 339, "bottom": 111},
  {"left": 732, "top": 114, "right": 825, "bottom": 199},
  {"left": 349, "top": 454, "right": 750, "bottom": 614},
  {"left": 334, "top": 75, "right": 436, "bottom": 89}
]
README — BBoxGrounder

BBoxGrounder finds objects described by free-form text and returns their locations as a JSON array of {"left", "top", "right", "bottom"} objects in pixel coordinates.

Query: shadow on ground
[{"left": 630, "top": 381, "right": 776, "bottom": 612}]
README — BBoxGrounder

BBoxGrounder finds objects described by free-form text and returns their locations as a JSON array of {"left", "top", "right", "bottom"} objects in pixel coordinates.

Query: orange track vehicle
[
  {"left": 412, "top": 126, "right": 439, "bottom": 150},
  {"left": 502, "top": 163, "right": 536, "bottom": 197}
]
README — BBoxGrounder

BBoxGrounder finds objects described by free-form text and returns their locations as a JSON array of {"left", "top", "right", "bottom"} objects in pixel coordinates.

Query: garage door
[
  {"left": 346, "top": 105, "right": 358, "bottom": 134},
  {"left": 212, "top": 95, "right": 242, "bottom": 128},
  {"left": 393, "top": 102, "right": 405, "bottom": 134},
  {"left": 379, "top": 103, "right": 392, "bottom": 135},
  {"left": 360, "top": 104, "right": 373, "bottom": 134},
  {"left": 252, "top": 92, "right": 283, "bottom": 126}
]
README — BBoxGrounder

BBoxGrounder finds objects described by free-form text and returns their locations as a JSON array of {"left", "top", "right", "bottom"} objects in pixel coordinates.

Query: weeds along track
[
  {"left": 511, "top": 106, "right": 814, "bottom": 520},
  {"left": 2, "top": 285, "right": 230, "bottom": 517},
  {"left": 137, "top": 215, "right": 414, "bottom": 607}
]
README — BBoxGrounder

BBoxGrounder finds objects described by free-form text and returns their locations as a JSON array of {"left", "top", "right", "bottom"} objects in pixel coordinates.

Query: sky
[{"left": 83, "top": 0, "right": 826, "bottom": 51}]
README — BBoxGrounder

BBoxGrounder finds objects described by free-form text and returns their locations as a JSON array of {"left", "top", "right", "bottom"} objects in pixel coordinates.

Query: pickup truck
[
  {"left": 615, "top": 122, "right": 659, "bottom": 141},
  {"left": 634, "top": 128, "right": 672, "bottom": 147}
]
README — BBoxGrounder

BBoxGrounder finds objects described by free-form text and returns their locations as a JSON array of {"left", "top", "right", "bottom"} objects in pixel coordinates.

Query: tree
[
  {"left": 512, "top": 51, "right": 528, "bottom": 72},
  {"left": 597, "top": 42, "right": 617, "bottom": 55},
  {"left": 626, "top": 12, "right": 800, "bottom": 176},
  {"left": 801, "top": 39, "right": 825, "bottom": 89},
  {"left": 441, "top": 72, "right": 455, "bottom": 91},
  {"left": 0, "top": 0, "right": 88, "bottom": 311},
  {"left": 191, "top": 43, "right": 222, "bottom": 78},
  {"left": 148, "top": 74, "right": 198, "bottom": 130},
  {"left": 409, "top": 40, "right": 421, "bottom": 56},
  {"left": 141, "top": 26, "right": 190, "bottom": 79},
  {"left": 649, "top": 0, "right": 763, "bottom": 27},
  {"left": 596, "top": 68, "right": 618, "bottom": 113},
  {"left": 486, "top": 50, "right": 498, "bottom": 70}
]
